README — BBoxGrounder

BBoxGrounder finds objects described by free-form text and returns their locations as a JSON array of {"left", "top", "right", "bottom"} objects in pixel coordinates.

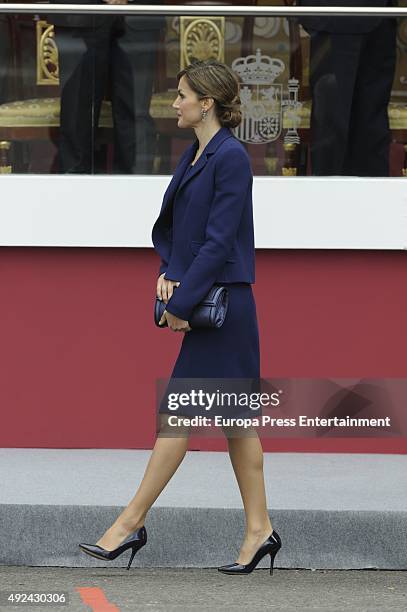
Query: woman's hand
[
  {"left": 156, "top": 273, "right": 180, "bottom": 304},
  {"left": 156, "top": 274, "right": 191, "bottom": 332},
  {"left": 159, "top": 310, "right": 191, "bottom": 333}
]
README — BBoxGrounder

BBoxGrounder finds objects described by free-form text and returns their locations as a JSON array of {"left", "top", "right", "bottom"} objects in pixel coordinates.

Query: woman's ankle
[
  {"left": 246, "top": 524, "right": 273, "bottom": 538},
  {"left": 114, "top": 515, "right": 146, "bottom": 533}
]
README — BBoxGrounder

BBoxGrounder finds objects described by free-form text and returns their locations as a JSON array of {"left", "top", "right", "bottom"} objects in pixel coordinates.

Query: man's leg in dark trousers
[
  {"left": 308, "top": 29, "right": 363, "bottom": 175},
  {"left": 110, "top": 17, "right": 163, "bottom": 174},
  {"left": 344, "top": 18, "right": 397, "bottom": 177},
  {"left": 0, "top": 16, "right": 11, "bottom": 102},
  {"left": 56, "top": 26, "right": 111, "bottom": 173}
]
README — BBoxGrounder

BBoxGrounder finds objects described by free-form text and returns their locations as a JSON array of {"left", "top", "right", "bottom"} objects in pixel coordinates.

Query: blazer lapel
[
  {"left": 176, "top": 150, "right": 209, "bottom": 193},
  {"left": 159, "top": 143, "right": 196, "bottom": 216},
  {"left": 176, "top": 127, "right": 234, "bottom": 195},
  {"left": 158, "top": 127, "right": 234, "bottom": 217}
]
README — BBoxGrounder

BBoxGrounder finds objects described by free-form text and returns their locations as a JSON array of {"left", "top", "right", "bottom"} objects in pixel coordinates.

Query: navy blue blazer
[{"left": 151, "top": 126, "right": 255, "bottom": 322}]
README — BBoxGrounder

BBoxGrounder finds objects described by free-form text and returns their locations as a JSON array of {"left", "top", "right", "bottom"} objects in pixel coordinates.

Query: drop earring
[{"left": 201, "top": 108, "right": 208, "bottom": 121}]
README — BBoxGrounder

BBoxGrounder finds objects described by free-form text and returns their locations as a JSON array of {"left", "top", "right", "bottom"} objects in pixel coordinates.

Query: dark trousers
[
  {"left": 307, "top": 18, "right": 397, "bottom": 176},
  {"left": 56, "top": 17, "right": 162, "bottom": 173},
  {"left": 0, "top": 17, "right": 11, "bottom": 102}
]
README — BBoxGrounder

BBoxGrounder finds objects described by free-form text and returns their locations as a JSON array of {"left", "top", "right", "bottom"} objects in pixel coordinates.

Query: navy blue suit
[
  {"left": 297, "top": 0, "right": 397, "bottom": 175},
  {"left": 152, "top": 127, "right": 255, "bottom": 322},
  {"left": 153, "top": 127, "right": 260, "bottom": 418}
]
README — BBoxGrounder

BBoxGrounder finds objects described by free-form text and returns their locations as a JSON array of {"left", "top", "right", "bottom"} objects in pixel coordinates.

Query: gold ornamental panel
[
  {"left": 36, "top": 20, "right": 59, "bottom": 85},
  {"left": 180, "top": 17, "right": 225, "bottom": 70}
]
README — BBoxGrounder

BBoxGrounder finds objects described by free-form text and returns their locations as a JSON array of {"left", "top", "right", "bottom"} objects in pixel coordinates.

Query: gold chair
[{"left": 0, "top": 16, "right": 113, "bottom": 172}]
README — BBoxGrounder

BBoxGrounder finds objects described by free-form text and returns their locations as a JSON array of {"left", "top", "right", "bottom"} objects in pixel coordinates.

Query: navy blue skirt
[{"left": 159, "top": 283, "right": 260, "bottom": 419}]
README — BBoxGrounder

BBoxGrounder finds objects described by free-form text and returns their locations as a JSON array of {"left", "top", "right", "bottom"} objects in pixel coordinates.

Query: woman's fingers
[
  {"left": 163, "top": 280, "right": 180, "bottom": 303},
  {"left": 164, "top": 311, "right": 191, "bottom": 332},
  {"left": 156, "top": 277, "right": 180, "bottom": 305},
  {"left": 159, "top": 310, "right": 188, "bottom": 329},
  {"left": 167, "top": 280, "right": 180, "bottom": 301},
  {"left": 157, "top": 279, "right": 163, "bottom": 300},
  {"left": 156, "top": 273, "right": 166, "bottom": 300},
  {"left": 161, "top": 280, "right": 169, "bottom": 303},
  {"left": 167, "top": 283, "right": 176, "bottom": 300}
]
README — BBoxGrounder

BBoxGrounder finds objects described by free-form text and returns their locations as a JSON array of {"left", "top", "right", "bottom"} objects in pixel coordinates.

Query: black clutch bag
[{"left": 154, "top": 285, "right": 229, "bottom": 329}]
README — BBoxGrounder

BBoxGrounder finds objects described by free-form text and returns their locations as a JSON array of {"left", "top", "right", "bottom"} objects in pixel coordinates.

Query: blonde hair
[{"left": 177, "top": 60, "right": 242, "bottom": 128}]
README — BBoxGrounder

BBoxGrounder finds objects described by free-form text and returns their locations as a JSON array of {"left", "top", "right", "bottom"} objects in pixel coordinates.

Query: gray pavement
[
  {"left": 3, "top": 451, "right": 406, "bottom": 570},
  {"left": 0, "top": 567, "right": 406, "bottom": 612},
  {"left": 2, "top": 450, "right": 406, "bottom": 511}
]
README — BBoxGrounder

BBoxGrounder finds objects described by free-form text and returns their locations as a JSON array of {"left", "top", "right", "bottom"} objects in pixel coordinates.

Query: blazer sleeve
[
  {"left": 165, "top": 146, "right": 252, "bottom": 321},
  {"left": 158, "top": 261, "right": 168, "bottom": 277}
]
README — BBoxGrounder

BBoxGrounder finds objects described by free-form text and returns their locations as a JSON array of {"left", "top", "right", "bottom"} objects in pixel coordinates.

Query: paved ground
[{"left": 0, "top": 567, "right": 406, "bottom": 611}]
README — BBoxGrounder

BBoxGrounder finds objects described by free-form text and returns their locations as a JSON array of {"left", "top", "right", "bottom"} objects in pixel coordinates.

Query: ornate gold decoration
[
  {"left": 264, "top": 157, "right": 278, "bottom": 175},
  {"left": 282, "top": 142, "right": 297, "bottom": 175},
  {"left": 281, "top": 167, "right": 297, "bottom": 176},
  {"left": 0, "top": 140, "right": 12, "bottom": 173},
  {"left": 36, "top": 20, "right": 59, "bottom": 85},
  {"left": 180, "top": 17, "right": 224, "bottom": 70}
]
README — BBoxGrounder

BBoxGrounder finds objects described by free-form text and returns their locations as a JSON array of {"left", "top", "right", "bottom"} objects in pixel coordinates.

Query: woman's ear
[{"left": 203, "top": 97, "right": 215, "bottom": 112}]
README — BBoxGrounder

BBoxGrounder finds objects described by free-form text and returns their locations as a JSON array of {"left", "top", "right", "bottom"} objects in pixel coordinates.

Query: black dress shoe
[
  {"left": 217, "top": 529, "right": 281, "bottom": 575},
  {"left": 79, "top": 526, "right": 147, "bottom": 570}
]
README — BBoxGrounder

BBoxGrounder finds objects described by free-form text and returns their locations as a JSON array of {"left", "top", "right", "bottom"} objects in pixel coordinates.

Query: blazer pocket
[{"left": 190, "top": 240, "right": 236, "bottom": 263}]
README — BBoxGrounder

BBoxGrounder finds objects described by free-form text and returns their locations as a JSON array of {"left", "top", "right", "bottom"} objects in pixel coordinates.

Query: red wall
[{"left": 1, "top": 247, "right": 406, "bottom": 453}]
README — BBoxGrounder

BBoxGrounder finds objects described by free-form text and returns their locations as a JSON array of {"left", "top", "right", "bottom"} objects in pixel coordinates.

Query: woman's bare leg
[
  {"left": 96, "top": 423, "right": 189, "bottom": 550},
  {"left": 225, "top": 428, "right": 273, "bottom": 565}
]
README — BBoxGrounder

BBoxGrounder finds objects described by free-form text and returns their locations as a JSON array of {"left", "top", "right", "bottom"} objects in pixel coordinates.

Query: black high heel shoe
[
  {"left": 79, "top": 526, "right": 147, "bottom": 571},
  {"left": 217, "top": 529, "right": 281, "bottom": 575}
]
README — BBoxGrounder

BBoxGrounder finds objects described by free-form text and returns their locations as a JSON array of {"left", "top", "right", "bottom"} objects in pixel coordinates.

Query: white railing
[{"left": 0, "top": 4, "right": 406, "bottom": 17}]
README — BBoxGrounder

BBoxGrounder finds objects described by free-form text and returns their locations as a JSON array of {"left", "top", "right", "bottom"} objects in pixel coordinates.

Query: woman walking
[{"left": 79, "top": 60, "right": 282, "bottom": 574}]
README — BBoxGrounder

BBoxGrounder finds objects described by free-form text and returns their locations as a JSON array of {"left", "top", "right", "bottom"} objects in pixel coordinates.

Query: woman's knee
[{"left": 157, "top": 413, "right": 191, "bottom": 437}]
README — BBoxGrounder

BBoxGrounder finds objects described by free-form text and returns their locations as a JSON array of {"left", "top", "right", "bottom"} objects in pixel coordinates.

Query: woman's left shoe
[
  {"left": 217, "top": 529, "right": 282, "bottom": 575},
  {"left": 79, "top": 526, "right": 147, "bottom": 571}
]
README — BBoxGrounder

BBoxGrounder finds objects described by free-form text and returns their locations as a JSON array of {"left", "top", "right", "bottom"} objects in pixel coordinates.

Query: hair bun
[
  {"left": 219, "top": 107, "right": 242, "bottom": 129},
  {"left": 218, "top": 93, "right": 242, "bottom": 128}
]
